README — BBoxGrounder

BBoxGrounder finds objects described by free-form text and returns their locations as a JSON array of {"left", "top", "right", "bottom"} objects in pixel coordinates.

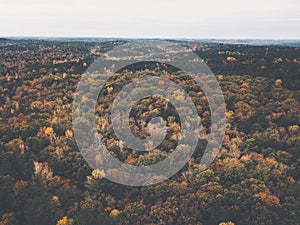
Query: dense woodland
[{"left": 0, "top": 39, "right": 299, "bottom": 225}]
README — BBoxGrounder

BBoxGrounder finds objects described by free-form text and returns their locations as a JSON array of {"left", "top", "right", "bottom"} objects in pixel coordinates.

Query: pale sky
[{"left": 0, "top": 0, "right": 299, "bottom": 39}]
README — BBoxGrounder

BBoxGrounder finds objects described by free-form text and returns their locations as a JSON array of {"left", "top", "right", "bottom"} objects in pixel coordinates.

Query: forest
[{"left": 0, "top": 39, "right": 299, "bottom": 225}]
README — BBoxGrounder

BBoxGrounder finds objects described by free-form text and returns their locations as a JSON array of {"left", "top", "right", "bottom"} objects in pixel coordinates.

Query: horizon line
[{"left": 1, "top": 36, "right": 300, "bottom": 41}]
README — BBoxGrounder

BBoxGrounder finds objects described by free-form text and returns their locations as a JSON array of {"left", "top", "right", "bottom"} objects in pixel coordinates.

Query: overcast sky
[{"left": 0, "top": 0, "right": 299, "bottom": 39}]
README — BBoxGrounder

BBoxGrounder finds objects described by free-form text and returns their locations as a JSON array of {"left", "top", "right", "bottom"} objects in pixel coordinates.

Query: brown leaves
[{"left": 255, "top": 192, "right": 280, "bottom": 206}]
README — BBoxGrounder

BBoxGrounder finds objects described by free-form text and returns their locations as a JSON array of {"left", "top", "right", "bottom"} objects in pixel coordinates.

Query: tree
[
  {"left": 0, "top": 212, "right": 17, "bottom": 225},
  {"left": 56, "top": 216, "right": 74, "bottom": 225}
]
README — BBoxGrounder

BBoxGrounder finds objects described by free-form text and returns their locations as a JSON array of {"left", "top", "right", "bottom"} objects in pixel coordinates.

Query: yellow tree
[
  {"left": 56, "top": 216, "right": 74, "bottom": 225},
  {"left": 219, "top": 222, "right": 235, "bottom": 225}
]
